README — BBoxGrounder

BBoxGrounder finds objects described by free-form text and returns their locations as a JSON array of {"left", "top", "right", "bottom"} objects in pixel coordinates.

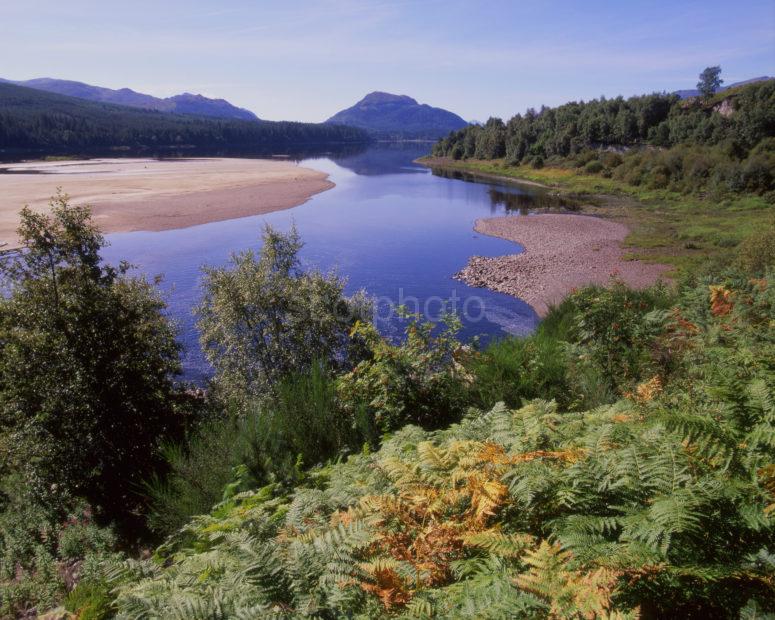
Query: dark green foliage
[
  {"left": 560, "top": 281, "right": 675, "bottom": 390},
  {"left": 433, "top": 91, "right": 679, "bottom": 161},
  {"left": 467, "top": 333, "right": 571, "bottom": 409},
  {"left": 468, "top": 282, "right": 676, "bottom": 411},
  {"left": 0, "top": 193, "right": 187, "bottom": 532},
  {"left": 263, "top": 361, "right": 358, "bottom": 469},
  {"left": 143, "top": 407, "right": 264, "bottom": 536},
  {"left": 64, "top": 580, "right": 114, "bottom": 620},
  {"left": 609, "top": 142, "right": 775, "bottom": 195},
  {"left": 0, "top": 81, "right": 369, "bottom": 149},
  {"left": 0, "top": 493, "right": 117, "bottom": 618},
  {"left": 584, "top": 159, "right": 604, "bottom": 174},
  {"left": 146, "top": 363, "right": 354, "bottom": 536}
]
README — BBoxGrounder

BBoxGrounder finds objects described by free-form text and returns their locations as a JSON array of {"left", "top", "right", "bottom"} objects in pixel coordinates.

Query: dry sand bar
[{"left": 0, "top": 157, "right": 333, "bottom": 248}]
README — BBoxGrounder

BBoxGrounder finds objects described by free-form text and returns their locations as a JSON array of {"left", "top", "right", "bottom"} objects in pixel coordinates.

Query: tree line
[
  {"left": 0, "top": 82, "right": 369, "bottom": 149},
  {"left": 432, "top": 77, "right": 774, "bottom": 195}
]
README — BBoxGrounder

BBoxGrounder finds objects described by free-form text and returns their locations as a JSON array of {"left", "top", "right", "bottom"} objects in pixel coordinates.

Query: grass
[{"left": 420, "top": 157, "right": 774, "bottom": 276}]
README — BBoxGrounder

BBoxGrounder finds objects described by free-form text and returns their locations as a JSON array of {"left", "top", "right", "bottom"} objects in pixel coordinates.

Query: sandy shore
[
  {"left": 456, "top": 214, "right": 671, "bottom": 317},
  {"left": 0, "top": 158, "right": 333, "bottom": 247}
]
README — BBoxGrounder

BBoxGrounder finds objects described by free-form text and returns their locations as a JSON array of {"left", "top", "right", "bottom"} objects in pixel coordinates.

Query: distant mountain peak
[
  {"left": 2, "top": 77, "right": 259, "bottom": 121},
  {"left": 359, "top": 91, "right": 418, "bottom": 106},
  {"left": 325, "top": 91, "right": 467, "bottom": 139}
]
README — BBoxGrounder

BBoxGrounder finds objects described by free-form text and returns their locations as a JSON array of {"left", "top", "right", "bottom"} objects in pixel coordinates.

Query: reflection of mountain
[
  {"left": 245, "top": 142, "right": 369, "bottom": 162},
  {"left": 330, "top": 142, "right": 431, "bottom": 176}
]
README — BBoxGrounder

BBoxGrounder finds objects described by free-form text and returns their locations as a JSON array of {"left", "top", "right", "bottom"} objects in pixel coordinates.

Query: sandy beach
[
  {"left": 0, "top": 158, "right": 334, "bottom": 248},
  {"left": 456, "top": 214, "right": 671, "bottom": 317}
]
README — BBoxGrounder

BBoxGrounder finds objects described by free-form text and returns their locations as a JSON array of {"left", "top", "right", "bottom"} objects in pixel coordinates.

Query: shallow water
[{"left": 101, "top": 143, "right": 559, "bottom": 381}]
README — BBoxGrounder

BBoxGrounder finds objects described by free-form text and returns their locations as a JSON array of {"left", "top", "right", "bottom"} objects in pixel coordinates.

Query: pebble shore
[{"left": 455, "top": 213, "right": 671, "bottom": 317}]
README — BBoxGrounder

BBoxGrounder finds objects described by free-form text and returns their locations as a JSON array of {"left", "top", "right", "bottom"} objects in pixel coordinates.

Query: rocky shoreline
[{"left": 455, "top": 213, "right": 671, "bottom": 317}]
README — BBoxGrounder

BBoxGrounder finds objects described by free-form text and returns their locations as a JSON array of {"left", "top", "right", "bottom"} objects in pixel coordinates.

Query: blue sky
[{"left": 1, "top": 0, "right": 773, "bottom": 122}]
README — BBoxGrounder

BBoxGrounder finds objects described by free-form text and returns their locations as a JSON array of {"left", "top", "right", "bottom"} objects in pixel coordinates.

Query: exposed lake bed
[
  {"left": 0, "top": 157, "right": 332, "bottom": 247},
  {"left": 455, "top": 213, "right": 672, "bottom": 317}
]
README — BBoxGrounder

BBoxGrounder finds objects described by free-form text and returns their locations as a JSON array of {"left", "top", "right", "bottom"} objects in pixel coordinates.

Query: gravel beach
[{"left": 456, "top": 213, "right": 671, "bottom": 317}]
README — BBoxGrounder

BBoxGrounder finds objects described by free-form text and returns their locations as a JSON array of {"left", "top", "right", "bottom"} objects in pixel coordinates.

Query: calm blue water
[{"left": 102, "top": 144, "right": 546, "bottom": 381}]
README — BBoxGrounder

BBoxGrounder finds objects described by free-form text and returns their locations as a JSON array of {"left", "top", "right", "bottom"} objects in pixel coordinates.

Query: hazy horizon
[{"left": 2, "top": 0, "right": 773, "bottom": 122}]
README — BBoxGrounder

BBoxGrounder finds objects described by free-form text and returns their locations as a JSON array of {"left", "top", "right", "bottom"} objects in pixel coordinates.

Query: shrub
[
  {"left": 584, "top": 159, "right": 604, "bottom": 174},
  {"left": 197, "top": 224, "right": 371, "bottom": 401},
  {"left": 64, "top": 580, "right": 114, "bottom": 620},
  {"left": 561, "top": 281, "right": 674, "bottom": 392},
  {"left": 601, "top": 151, "right": 623, "bottom": 168},
  {"left": 741, "top": 152, "right": 775, "bottom": 193},
  {"left": 144, "top": 406, "right": 266, "bottom": 535},
  {"left": 575, "top": 150, "right": 598, "bottom": 167},
  {"left": 57, "top": 508, "right": 116, "bottom": 561},
  {"left": 146, "top": 364, "right": 356, "bottom": 536},
  {"left": 261, "top": 361, "right": 359, "bottom": 469},
  {"left": 337, "top": 313, "right": 469, "bottom": 433},
  {"left": 0, "top": 493, "right": 116, "bottom": 618},
  {"left": 736, "top": 226, "right": 775, "bottom": 274},
  {"left": 467, "top": 333, "right": 571, "bottom": 409}
]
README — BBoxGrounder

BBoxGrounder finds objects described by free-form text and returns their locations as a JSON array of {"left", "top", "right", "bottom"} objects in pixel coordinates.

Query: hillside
[
  {"left": 325, "top": 91, "right": 468, "bottom": 139},
  {"left": 0, "top": 77, "right": 258, "bottom": 121},
  {"left": 0, "top": 82, "right": 369, "bottom": 149},
  {"left": 434, "top": 79, "right": 774, "bottom": 161}
]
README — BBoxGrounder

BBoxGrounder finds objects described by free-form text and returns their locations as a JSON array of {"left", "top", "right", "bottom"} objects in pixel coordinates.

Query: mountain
[
  {"left": 0, "top": 77, "right": 259, "bottom": 121},
  {"left": 325, "top": 92, "right": 468, "bottom": 139},
  {"left": 0, "top": 82, "right": 369, "bottom": 150},
  {"left": 674, "top": 76, "right": 773, "bottom": 99}
]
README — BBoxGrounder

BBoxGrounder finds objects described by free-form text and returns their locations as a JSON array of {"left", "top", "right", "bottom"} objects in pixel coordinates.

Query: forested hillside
[
  {"left": 433, "top": 80, "right": 774, "bottom": 196},
  {"left": 0, "top": 82, "right": 369, "bottom": 149}
]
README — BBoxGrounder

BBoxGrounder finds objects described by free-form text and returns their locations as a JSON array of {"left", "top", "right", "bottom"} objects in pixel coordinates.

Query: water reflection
[
  {"left": 331, "top": 142, "right": 432, "bottom": 176},
  {"left": 432, "top": 167, "right": 584, "bottom": 213},
  {"left": 487, "top": 188, "right": 583, "bottom": 214}
]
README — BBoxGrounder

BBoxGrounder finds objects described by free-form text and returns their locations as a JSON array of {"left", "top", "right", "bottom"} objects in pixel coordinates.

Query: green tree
[
  {"left": 697, "top": 65, "right": 723, "bottom": 98},
  {"left": 196, "top": 224, "right": 370, "bottom": 400},
  {"left": 0, "top": 193, "right": 185, "bottom": 531}
]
